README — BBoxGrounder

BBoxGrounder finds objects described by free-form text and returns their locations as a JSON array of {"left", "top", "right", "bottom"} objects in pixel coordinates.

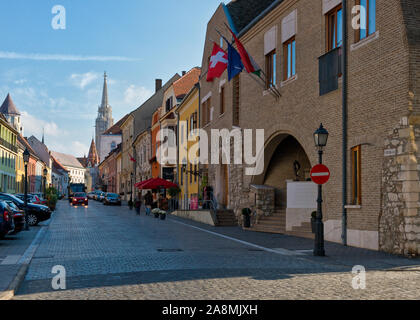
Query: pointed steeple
[
  {"left": 0, "top": 93, "right": 20, "bottom": 116},
  {"left": 95, "top": 72, "right": 114, "bottom": 161},
  {"left": 87, "top": 138, "right": 100, "bottom": 167},
  {"left": 101, "top": 72, "right": 108, "bottom": 108}
]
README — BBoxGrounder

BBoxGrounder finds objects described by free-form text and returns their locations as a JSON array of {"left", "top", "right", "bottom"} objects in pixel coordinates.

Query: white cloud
[
  {"left": 20, "top": 111, "right": 90, "bottom": 156},
  {"left": 14, "top": 79, "right": 27, "bottom": 85},
  {"left": 21, "top": 111, "right": 65, "bottom": 138},
  {"left": 124, "top": 85, "right": 152, "bottom": 106},
  {"left": 70, "top": 72, "right": 100, "bottom": 89},
  {"left": 69, "top": 141, "right": 90, "bottom": 156},
  {"left": 0, "top": 51, "right": 139, "bottom": 62}
]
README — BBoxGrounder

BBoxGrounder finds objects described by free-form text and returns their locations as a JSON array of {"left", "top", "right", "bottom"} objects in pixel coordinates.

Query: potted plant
[
  {"left": 242, "top": 208, "right": 252, "bottom": 228},
  {"left": 311, "top": 211, "right": 317, "bottom": 233},
  {"left": 159, "top": 209, "right": 166, "bottom": 220},
  {"left": 46, "top": 187, "right": 58, "bottom": 211},
  {"left": 152, "top": 208, "right": 160, "bottom": 218}
]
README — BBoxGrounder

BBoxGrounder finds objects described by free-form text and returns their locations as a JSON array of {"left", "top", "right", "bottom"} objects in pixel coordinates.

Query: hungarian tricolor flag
[
  {"left": 206, "top": 43, "right": 228, "bottom": 82},
  {"left": 227, "top": 27, "right": 261, "bottom": 76},
  {"left": 129, "top": 154, "right": 136, "bottom": 162}
]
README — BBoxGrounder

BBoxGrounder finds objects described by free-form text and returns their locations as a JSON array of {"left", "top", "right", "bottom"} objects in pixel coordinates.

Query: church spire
[
  {"left": 87, "top": 138, "right": 99, "bottom": 167},
  {"left": 101, "top": 71, "right": 108, "bottom": 108}
]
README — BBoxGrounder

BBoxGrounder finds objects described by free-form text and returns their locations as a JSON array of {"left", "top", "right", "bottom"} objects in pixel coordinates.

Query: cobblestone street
[{"left": 13, "top": 200, "right": 420, "bottom": 300}]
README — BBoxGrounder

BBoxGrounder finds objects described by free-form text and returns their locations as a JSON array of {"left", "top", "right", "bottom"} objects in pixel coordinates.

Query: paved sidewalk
[
  {"left": 0, "top": 215, "right": 52, "bottom": 299},
  {"left": 168, "top": 213, "right": 420, "bottom": 271}
]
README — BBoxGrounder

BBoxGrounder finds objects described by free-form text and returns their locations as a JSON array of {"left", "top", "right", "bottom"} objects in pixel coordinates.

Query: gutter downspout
[
  {"left": 342, "top": 0, "right": 348, "bottom": 246},
  {"left": 197, "top": 82, "right": 202, "bottom": 214},
  {"left": 175, "top": 107, "right": 180, "bottom": 210}
]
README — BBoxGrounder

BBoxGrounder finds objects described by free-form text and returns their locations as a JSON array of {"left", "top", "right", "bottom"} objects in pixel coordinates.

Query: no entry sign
[{"left": 310, "top": 164, "right": 330, "bottom": 185}]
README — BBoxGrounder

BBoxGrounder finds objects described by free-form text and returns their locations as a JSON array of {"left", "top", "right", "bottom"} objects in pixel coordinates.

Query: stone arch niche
[{"left": 252, "top": 134, "right": 312, "bottom": 209}]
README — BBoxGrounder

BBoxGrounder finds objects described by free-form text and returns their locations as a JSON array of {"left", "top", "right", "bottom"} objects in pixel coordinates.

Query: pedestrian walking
[
  {"left": 144, "top": 191, "right": 153, "bottom": 215},
  {"left": 134, "top": 198, "right": 142, "bottom": 215}
]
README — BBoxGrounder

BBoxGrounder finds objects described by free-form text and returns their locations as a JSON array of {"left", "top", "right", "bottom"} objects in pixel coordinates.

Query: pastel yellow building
[
  {"left": 16, "top": 140, "right": 25, "bottom": 194},
  {"left": 176, "top": 84, "right": 199, "bottom": 210}
]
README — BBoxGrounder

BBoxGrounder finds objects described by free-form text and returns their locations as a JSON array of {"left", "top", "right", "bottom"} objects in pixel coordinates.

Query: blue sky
[{"left": 0, "top": 0, "right": 223, "bottom": 156}]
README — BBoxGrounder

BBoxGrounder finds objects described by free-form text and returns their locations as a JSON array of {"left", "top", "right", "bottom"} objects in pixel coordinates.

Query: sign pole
[{"left": 314, "top": 150, "right": 325, "bottom": 256}]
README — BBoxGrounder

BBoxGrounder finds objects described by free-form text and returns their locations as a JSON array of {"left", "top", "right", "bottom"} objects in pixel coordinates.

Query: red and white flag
[
  {"left": 227, "top": 26, "right": 261, "bottom": 75},
  {"left": 206, "top": 43, "right": 228, "bottom": 82}
]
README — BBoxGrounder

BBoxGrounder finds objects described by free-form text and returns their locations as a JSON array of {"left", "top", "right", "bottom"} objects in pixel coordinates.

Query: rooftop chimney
[
  {"left": 155, "top": 79, "right": 162, "bottom": 93},
  {"left": 182, "top": 71, "right": 186, "bottom": 76}
]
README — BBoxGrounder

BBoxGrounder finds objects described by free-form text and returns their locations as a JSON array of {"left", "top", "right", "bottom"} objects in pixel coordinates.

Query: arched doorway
[{"left": 253, "top": 134, "right": 312, "bottom": 209}]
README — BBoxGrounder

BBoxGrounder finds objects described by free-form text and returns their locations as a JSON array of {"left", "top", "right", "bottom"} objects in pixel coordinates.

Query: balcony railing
[
  {"left": 318, "top": 47, "right": 343, "bottom": 96},
  {"left": 0, "top": 137, "right": 17, "bottom": 153}
]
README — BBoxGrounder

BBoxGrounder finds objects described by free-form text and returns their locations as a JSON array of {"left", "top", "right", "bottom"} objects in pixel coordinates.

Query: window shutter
[
  {"left": 264, "top": 26, "right": 277, "bottom": 55},
  {"left": 282, "top": 10, "right": 297, "bottom": 43},
  {"left": 323, "top": 0, "right": 342, "bottom": 15}
]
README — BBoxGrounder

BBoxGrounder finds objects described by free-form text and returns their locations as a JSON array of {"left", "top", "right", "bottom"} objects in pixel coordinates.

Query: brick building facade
[{"left": 199, "top": 0, "right": 420, "bottom": 255}]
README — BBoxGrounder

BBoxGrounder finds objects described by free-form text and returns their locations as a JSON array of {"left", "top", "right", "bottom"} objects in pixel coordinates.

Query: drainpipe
[
  {"left": 176, "top": 107, "right": 180, "bottom": 210},
  {"left": 341, "top": 0, "right": 348, "bottom": 246},
  {"left": 197, "top": 82, "right": 201, "bottom": 204}
]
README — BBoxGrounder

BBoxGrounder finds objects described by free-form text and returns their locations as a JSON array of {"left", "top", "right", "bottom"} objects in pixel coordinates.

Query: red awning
[{"left": 135, "top": 178, "right": 178, "bottom": 190}]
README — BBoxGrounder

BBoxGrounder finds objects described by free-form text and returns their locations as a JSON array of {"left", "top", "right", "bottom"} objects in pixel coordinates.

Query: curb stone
[{"left": 0, "top": 210, "right": 55, "bottom": 300}]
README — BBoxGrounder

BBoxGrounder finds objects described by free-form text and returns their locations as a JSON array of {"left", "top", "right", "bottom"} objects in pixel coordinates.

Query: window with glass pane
[
  {"left": 220, "top": 86, "right": 225, "bottom": 115},
  {"left": 356, "top": 0, "right": 376, "bottom": 41},
  {"left": 351, "top": 146, "right": 361, "bottom": 205},
  {"left": 283, "top": 37, "right": 296, "bottom": 80},
  {"left": 265, "top": 50, "right": 276, "bottom": 88},
  {"left": 326, "top": 5, "right": 343, "bottom": 51}
]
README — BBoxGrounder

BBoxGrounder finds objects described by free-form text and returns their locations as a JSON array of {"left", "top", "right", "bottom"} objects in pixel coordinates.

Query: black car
[
  {"left": 0, "top": 201, "right": 14, "bottom": 239},
  {"left": 0, "top": 193, "right": 51, "bottom": 226},
  {"left": 4, "top": 200, "right": 25, "bottom": 234}
]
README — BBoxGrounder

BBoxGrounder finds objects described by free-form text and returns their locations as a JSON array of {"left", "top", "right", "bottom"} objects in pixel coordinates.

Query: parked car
[
  {"left": 16, "top": 194, "right": 37, "bottom": 204},
  {"left": 71, "top": 192, "right": 88, "bottom": 206},
  {"left": 103, "top": 193, "right": 122, "bottom": 206},
  {"left": 0, "top": 193, "right": 51, "bottom": 226},
  {"left": 98, "top": 192, "right": 106, "bottom": 202},
  {"left": 3, "top": 200, "right": 24, "bottom": 234},
  {"left": 31, "top": 193, "right": 47, "bottom": 205},
  {"left": 87, "top": 192, "right": 95, "bottom": 200},
  {"left": 0, "top": 201, "right": 15, "bottom": 239},
  {"left": 93, "top": 190, "right": 102, "bottom": 201}
]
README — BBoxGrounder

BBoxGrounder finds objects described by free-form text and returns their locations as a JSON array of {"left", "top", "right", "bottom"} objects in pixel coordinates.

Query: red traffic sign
[{"left": 310, "top": 164, "right": 330, "bottom": 185}]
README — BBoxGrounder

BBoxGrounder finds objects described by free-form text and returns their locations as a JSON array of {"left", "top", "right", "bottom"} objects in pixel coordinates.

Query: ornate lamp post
[
  {"left": 313, "top": 123, "right": 329, "bottom": 256},
  {"left": 43, "top": 168, "right": 48, "bottom": 199},
  {"left": 130, "top": 172, "right": 134, "bottom": 202},
  {"left": 23, "top": 148, "right": 30, "bottom": 231}
]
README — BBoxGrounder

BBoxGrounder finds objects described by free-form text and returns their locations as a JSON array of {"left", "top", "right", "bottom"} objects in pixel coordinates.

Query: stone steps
[
  {"left": 216, "top": 209, "right": 237, "bottom": 227},
  {"left": 248, "top": 209, "right": 314, "bottom": 239},
  {"left": 290, "top": 222, "right": 314, "bottom": 239}
]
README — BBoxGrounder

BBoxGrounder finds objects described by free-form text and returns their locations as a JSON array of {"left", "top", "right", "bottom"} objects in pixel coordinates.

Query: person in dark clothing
[
  {"left": 144, "top": 191, "right": 153, "bottom": 215},
  {"left": 134, "top": 198, "right": 142, "bottom": 215}
]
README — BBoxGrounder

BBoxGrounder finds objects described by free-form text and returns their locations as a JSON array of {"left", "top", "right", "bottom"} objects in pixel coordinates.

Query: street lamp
[
  {"left": 313, "top": 124, "right": 329, "bottom": 256},
  {"left": 43, "top": 168, "right": 48, "bottom": 199},
  {"left": 23, "top": 148, "right": 30, "bottom": 231},
  {"left": 130, "top": 172, "right": 134, "bottom": 202}
]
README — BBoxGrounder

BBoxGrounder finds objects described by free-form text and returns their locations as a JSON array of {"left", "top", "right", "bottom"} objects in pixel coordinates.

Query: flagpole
[{"left": 217, "top": 26, "right": 281, "bottom": 98}]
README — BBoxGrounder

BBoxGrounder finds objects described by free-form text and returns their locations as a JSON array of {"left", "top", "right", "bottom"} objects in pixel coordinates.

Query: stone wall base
[
  {"left": 324, "top": 220, "right": 379, "bottom": 251},
  {"left": 380, "top": 116, "right": 420, "bottom": 256}
]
